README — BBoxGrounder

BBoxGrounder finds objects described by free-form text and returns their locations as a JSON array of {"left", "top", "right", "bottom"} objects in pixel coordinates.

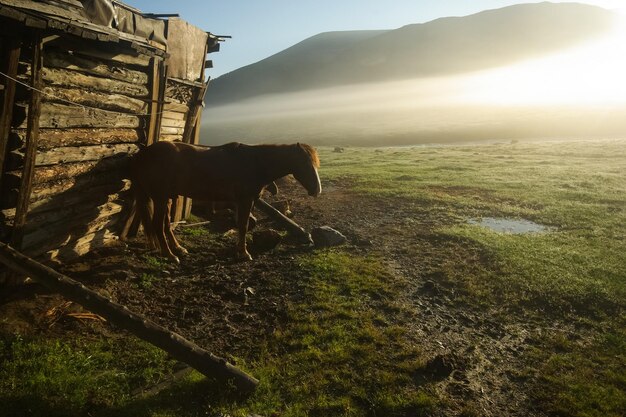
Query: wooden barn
[{"left": 0, "top": 0, "right": 220, "bottom": 263}]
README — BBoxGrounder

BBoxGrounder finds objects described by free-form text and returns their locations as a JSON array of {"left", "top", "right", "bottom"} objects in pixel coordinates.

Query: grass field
[{"left": 1, "top": 138, "right": 624, "bottom": 416}]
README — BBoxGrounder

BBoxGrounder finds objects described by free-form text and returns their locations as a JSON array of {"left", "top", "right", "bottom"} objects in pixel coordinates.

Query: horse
[{"left": 126, "top": 141, "right": 321, "bottom": 262}]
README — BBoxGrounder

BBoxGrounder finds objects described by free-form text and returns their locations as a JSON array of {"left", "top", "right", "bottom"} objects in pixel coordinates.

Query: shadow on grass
[
  {"left": 101, "top": 374, "right": 253, "bottom": 417},
  {"left": 2, "top": 374, "right": 253, "bottom": 417}
]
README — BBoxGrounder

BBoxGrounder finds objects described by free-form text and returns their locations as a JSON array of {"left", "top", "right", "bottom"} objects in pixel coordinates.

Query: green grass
[
  {"left": 242, "top": 250, "right": 436, "bottom": 417},
  {"left": 0, "top": 334, "right": 177, "bottom": 417},
  {"left": 318, "top": 139, "right": 626, "bottom": 415},
  {"left": 318, "top": 140, "right": 626, "bottom": 316}
]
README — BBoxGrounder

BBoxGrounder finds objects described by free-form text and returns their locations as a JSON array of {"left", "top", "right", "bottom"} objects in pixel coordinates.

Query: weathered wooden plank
[
  {"left": 160, "top": 126, "right": 184, "bottom": 135},
  {"left": 26, "top": 180, "right": 130, "bottom": 215},
  {"left": 22, "top": 103, "right": 141, "bottom": 129},
  {"left": 164, "top": 101, "right": 190, "bottom": 113},
  {"left": 159, "top": 134, "right": 183, "bottom": 142},
  {"left": 0, "top": 37, "right": 21, "bottom": 189},
  {"left": 34, "top": 128, "right": 142, "bottom": 150},
  {"left": 11, "top": 36, "right": 43, "bottom": 250},
  {"left": 44, "top": 49, "right": 149, "bottom": 85},
  {"left": 161, "top": 118, "right": 186, "bottom": 128},
  {"left": 35, "top": 143, "right": 139, "bottom": 166},
  {"left": 46, "top": 228, "right": 120, "bottom": 260},
  {"left": 32, "top": 157, "right": 128, "bottom": 185},
  {"left": 42, "top": 67, "right": 149, "bottom": 97},
  {"left": 22, "top": 202, "right": 124, "bottom": 251},
  {"left": 42, "top": 86, "right": 147, "bottom": 114},
  {"left": 29, "top": 170, "right": 127, "bottom": 203},
  {"left": 47, "top": 37, "right": 151, "bottom": 67},
  {"left": 162, "top": 110, "right": 186, "bottom": 121},
  {"left": 2, "top": 181, "right": 129, "bottom": 220}
]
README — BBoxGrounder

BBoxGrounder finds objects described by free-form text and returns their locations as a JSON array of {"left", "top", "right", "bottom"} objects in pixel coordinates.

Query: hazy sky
[{"left": 125, "top": 0, "right": 624, "bottom": 77}]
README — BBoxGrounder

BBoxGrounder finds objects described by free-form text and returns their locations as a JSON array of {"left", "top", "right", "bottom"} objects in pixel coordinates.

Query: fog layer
[{"left": 201, "top": 26, "right": 626, "bottom": 146}]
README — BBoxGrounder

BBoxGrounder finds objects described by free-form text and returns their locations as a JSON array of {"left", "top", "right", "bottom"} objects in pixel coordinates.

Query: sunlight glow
[{"left": 460, "top": 15, "right": 626, "bottom": 106}]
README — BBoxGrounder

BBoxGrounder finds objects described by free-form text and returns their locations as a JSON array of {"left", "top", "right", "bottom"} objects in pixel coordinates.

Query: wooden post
[
  {"left": 181, "top": 109, "right": 204, "bottom": 219},
  {"left": 146, "top": 57, "right": 162, "bottom": 146},
  {"left": 0, "top": 37, "right": 21, "bottom": 192},
  {"left": 10, "top": 35, "right": 43, "bottom": 250},
  {"left": 0, "top": 241, "right": 259, "bottom": 393}
]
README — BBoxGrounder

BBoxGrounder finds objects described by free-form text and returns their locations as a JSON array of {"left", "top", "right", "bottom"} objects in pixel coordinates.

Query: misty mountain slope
[
  {"left": 207, "top": 2, "right": 616, "bottom": 106},
  {"left": 207, "top": 30, "right": 387, "bottom": 105}
]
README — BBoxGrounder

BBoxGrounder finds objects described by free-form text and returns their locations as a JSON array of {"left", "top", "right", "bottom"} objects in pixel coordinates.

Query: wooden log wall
[{"left": 1, "top": 34, "right": 155, "bottom": 261}]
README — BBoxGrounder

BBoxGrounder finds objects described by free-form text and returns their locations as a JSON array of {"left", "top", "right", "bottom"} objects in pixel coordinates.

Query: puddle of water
[{"left": 468, "top": 217, "right": 549, "bottom": 234}]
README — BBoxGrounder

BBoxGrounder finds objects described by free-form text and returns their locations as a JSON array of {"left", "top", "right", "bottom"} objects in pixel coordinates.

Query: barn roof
[{"left": 0, "top": 0, "right": 174, "bottom": 56}]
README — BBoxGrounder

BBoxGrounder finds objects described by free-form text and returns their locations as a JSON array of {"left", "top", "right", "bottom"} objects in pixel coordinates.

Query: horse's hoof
[
  {"left": 236, "top": 251, "right": 253, "bottom": 261},
  {"left": 175, "top": 246, "right": 188, "bottom": 255}
]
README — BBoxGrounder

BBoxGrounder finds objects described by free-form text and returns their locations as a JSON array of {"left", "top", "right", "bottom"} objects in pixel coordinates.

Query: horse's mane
[{"left": 299, "top": 143, "right": 320, "bottom": 168}]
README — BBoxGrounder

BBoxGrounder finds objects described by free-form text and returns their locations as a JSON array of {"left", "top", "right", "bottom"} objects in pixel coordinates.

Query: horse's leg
[
  {"left": 164, "top": 199, "right": 188, "bottom": 256},
  {"left": 152, "top": 198, "right": 179, "bottom": 263},
  {"left": 119, "top": 198, "right": 137, "bottom": 242},
  {"left": 133, "top": 186, "right": 158, "bottom": 250},
  {"left": 235, "top": 198, "right": 254, "bottom": 261}
]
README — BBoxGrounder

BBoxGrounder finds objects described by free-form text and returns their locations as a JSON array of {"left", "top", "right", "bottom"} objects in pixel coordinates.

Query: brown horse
[{"left": 127, "top": 141, "right": 321, "bottom": 262}]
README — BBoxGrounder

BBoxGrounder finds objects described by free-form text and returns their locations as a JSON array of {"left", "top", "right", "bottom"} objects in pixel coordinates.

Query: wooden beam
[
  {"left": 0, "top": 241, "right": 259, "bottom": 393},
  {"left": 0, "top": 37, "right": 21, "bottom": 196},
  {"left": 256, "top": 198, "right": 313, "bottom": 244},
  {"left": 11, "top": 35, "right": 43, "bottom": 250}
]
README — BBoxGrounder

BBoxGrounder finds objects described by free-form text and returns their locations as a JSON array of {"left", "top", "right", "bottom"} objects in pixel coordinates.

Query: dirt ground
[{"left": 1, "top": 176, "right": 565, "bottom": 416}]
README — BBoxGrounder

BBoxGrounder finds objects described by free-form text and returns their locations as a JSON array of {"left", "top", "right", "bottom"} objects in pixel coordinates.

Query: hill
[{"left": 206, "top": 2, "right": 616, "bottom": 106}]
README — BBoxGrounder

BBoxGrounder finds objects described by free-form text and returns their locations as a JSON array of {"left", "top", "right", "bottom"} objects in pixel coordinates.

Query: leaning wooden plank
[
  {"left": 256, "top": 198, "right": 313, "bottom": 244},
  {"left": 34, "top": 128, "right": 142, "bottom": 150},
  {"left": 0, "top": 242, "right": 259, "bottom": 393},
  {"left": 42, "top": 86, "right": 147, "bottom": 114},
  {"left": 22, "top": 103, "right": 141, "bottom": 129},
  {"left": 35, "top": 143, "right": 139, "bottom": 166},
  {"left": 44, "top": 49, "right": 149, "bottom": 85},
  {"left": 42, "top": 67, "right": 149, "bottom": 97}
]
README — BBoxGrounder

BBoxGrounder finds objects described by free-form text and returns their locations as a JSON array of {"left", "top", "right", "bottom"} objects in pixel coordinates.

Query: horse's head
[{"left": 292, "top": 143, "right": 322, "bottom": 197}]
